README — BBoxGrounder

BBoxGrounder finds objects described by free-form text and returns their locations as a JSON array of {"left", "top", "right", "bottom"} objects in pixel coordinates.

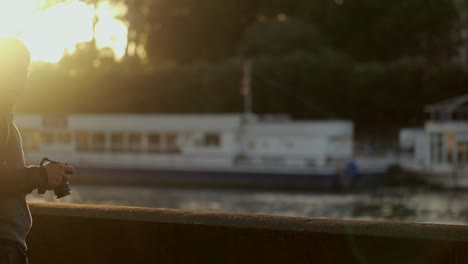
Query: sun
[{"left": 0, "top": 0, "right": 129, "bottom": 63}]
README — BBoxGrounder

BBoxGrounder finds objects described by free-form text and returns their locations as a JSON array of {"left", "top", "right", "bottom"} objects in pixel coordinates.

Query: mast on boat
[{"left": 237, "top": 61, "right": 253, "bottom": 163}]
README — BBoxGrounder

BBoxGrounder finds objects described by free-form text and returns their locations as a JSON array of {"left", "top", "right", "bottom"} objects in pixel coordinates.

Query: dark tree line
[{"left": 16, "top": 0, "right": 465, "bottom": 139}]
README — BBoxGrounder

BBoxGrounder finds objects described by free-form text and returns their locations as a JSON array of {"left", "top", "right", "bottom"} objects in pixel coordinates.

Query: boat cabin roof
[{"left": 424, "top": 94, "right": 468, "bottom": 120}]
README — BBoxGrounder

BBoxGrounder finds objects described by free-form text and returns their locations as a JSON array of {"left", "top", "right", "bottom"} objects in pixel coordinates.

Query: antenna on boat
[
  {"left": 241, "top": 60, "right": 253, "bottom": 121},
  {"left": 236, "top": 60, "right": 253, "bottom": 163}
]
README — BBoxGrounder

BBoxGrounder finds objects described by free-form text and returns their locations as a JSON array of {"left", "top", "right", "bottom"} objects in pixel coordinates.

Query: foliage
[
  {"left": 14, "top": 0, "right": 468, "bottom": 138},
  {"left": 238, "top": 19, "right": 326, "bottom": 57}
]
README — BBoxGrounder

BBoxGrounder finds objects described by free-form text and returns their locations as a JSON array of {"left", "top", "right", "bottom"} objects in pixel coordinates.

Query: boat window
[
  {"left": 437, "top": 134, "right": 443, "bottom": 164},
  {"left": 76, "top": 131, "right": 90, "bottom": 152},
  {"left": 166, "top": 133, "right": 180, "bottom": 153},
  {"left": 41, "top": 131, "right": 54, "bottom": 145},
  {"left": 147, "top": 133, "right": 161, "bottom": 152},
  {"left": 463, "top": 112, "right": 468, "bottom": 121},
  {"left": 425, "top": 112, "right": 432, "bottom": 121},
  {"left": 457, "top": 142, "right": 468, "bottom": 165},
  {"left": 129, "top": 132, "right": 142, "bottom": 152},
  {"left": 464, "top": 142, "right": 468, "bottom": 165},
  {"left": 111, "top": 133, "right": 124, "bottom": 152},
  {"left": 148, "top": 133, "right": 161, "bottom": 144},
  {"left": 447, "top": 152, "right": 454, "bottom": 164},
  {"left": 29, "top": 130, "right": 41, "bottom": 151},
  {"left": 453, "top": 112, "right": 468, "bottom": 121},
  {"left": 430, "top": 133, "right": 444, "bottom": 164},
  {"left": 167, "top": 133, "right": 177, "bottom": 146},
  {"left": 19, "top": 129, "right": 40, "bottom": 151},
  {"left": 446, "top": 132, "right": 455, "bottom": 164},
  {"left": 92, "top": 132, "right": 106, "bottom": 152},
  {"left": 204, "top": 133, "right": 220, "bottom": 147},
  {"left": 57, "top": 131, "right": 72, "bottom": 144}
]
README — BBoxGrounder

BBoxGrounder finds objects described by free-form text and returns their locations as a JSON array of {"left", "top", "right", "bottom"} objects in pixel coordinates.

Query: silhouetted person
[{"left": 0, "top": 38, "right": 74, "bottom": 264}]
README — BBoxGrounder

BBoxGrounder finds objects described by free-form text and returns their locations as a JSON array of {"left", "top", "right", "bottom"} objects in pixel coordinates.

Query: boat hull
[
  {"left": 399, "top": 167, "right": 468, "bottom": 188},
  {"left": 70, "top": 166, "right": 387, "bottom": 190}
]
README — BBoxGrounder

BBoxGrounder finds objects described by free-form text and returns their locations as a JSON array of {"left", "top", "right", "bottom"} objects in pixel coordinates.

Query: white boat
[
  {"left": 399, "top": 94, "right": 468, "bottom": 188},
  {"left": 15, "top": 113, "right": 391, "bottom": 189}
]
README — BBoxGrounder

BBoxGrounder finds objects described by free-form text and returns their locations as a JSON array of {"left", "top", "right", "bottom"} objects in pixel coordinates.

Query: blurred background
[{"left": 3, "top": 0, "right": 468, "bottom": 224}]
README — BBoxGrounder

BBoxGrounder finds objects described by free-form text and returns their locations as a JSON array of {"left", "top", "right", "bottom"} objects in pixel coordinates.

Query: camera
[
  {"left": 54, "top": 178, "right": 71, "bottom": 199},
  {"left": 40, "top": 157, "right": 72, "bottom": 199}
]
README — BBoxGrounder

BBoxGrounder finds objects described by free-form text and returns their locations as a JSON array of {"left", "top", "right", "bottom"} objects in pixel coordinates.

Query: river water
[{"left": 26, "top": 185, "right": 468, "bottom": 225}]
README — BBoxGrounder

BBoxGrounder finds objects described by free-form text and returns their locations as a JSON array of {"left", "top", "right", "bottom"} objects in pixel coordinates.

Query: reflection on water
[{"left": 27, "top": 186, "right": 468, "bottom": 225}]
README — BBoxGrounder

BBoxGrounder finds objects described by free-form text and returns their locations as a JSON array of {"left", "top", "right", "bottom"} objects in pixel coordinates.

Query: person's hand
[{"left": 43, "top": 162, "right": 74, "bottom": 190}]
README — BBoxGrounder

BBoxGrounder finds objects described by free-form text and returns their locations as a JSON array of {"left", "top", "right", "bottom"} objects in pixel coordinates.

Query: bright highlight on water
[{"left": 0, "top": 0, "right": 129, "bottom": 63}]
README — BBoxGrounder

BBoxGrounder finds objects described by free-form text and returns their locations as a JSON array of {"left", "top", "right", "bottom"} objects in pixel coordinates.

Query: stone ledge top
[{"left": 29, "top": 202, "right": 468, "bottom": 242}]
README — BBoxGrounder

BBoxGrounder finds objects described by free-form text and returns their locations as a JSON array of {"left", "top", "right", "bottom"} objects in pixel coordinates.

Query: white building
[{"left": 399, "top": 94, "right": 468, "bottom": 187}]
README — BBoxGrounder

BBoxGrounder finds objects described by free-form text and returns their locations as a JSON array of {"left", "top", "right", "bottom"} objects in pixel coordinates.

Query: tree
[
  {"left": 145, "top": 0, "right": 257, "bottom": 63},
  {"left": 322, "top": 0, "right": 459, "bottom": 62},
  {"left": 238, "top": 19, "right": 327, "bottom": 58}
]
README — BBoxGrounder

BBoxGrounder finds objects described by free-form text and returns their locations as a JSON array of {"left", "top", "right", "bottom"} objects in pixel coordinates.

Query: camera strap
[{"left": 37, "top": 157, "right": 55, "bottom": 195}]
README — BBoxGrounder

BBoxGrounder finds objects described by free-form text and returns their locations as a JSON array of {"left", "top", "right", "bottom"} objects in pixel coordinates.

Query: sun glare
[
  {"left": 95, "top": 2, "right": 128, "bottom": 61},
  {"left": 0, "top": 0, "right": 128, "bottom": 63}
]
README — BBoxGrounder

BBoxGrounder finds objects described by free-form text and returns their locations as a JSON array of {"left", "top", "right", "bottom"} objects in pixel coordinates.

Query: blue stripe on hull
[{"left": 72, "top": 167, "right": 388, "bottom": 190}]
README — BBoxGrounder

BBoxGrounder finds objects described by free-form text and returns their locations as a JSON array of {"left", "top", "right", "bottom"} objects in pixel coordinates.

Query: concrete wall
[{"left": 26, "top": 202, "right": 468, "bottom": 264}]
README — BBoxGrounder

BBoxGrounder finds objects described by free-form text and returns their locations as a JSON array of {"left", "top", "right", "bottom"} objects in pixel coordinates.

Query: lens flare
[
  {"left": 95, "top": 2, "right": 128, "bottom": 61},
  {"left": 0, "top": 0, "right": 128, "bottom": 63}
]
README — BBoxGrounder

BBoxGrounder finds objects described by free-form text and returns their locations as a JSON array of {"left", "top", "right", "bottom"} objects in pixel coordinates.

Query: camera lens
[{"left": 54, "top": 181, "right": 71, "bottom": 199}]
